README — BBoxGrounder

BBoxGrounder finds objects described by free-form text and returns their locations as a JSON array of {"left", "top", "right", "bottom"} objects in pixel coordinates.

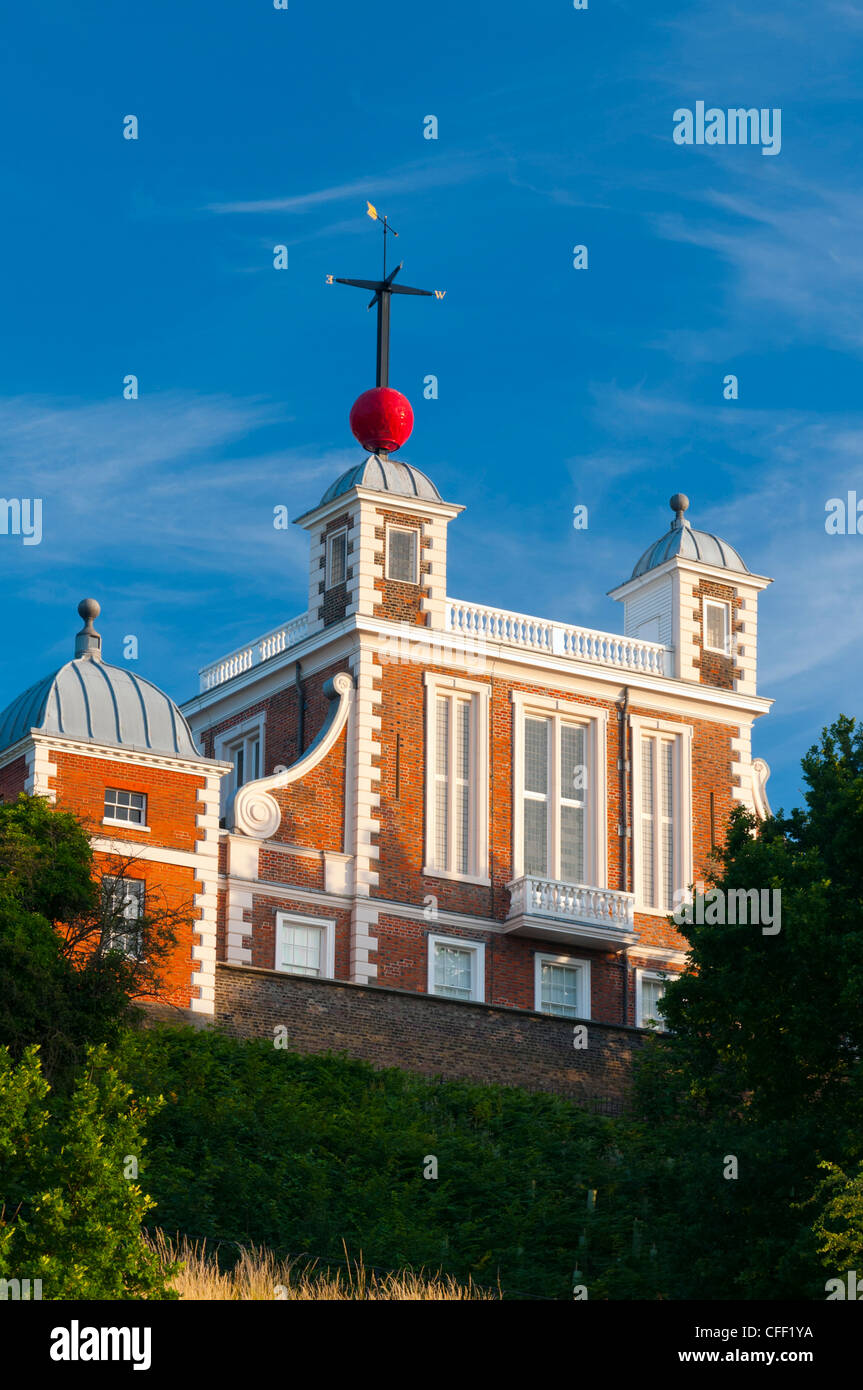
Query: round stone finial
[
  {"left": 75, "top": 598, "right": 102, "bottom": 659},
  {"left": 670, "top": 493, "right": 690, "bottom": 518},
  {"left": 78, "top": 598, "right": 101, "bottom": 623}
]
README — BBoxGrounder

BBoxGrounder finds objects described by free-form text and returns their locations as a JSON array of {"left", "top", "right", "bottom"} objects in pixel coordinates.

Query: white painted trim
[
  {"left": 630, "top": 945, "right": 688, "bottom": 966},
  {"left": 102, "top": 817, "right": 151, "bottom": 833},
  {"left": 533, "top": 951, "right": 591, "bottom": 1019},
  {"left": 182, "top": 610, "right": 772, "bottom": 729},
  {"left": 427, "top": 932, "right": 486, "bottom": 1002},
  {"left": 27, "top": 732, "right": 230, "bottom": 777},
  {"left": 423, "top": 672, "right": 490, "bottom": 882},
  {"left": 511, "top": 690, "right": 608, "bottom": 887},
  {"left": 609, "top": 554, "right": 772, "bottom": 601},
  {"left": 230, "top": 672, "right": 353, "bottom": 838},
  {"left": 294, "top": 485, "right": 464, "bottom": 531},
  {"left": 91, "top": 837, "right": 211, "bottom": 870},
  {"left": 275, "top": 910, "right": 336, "bottom": 979}
]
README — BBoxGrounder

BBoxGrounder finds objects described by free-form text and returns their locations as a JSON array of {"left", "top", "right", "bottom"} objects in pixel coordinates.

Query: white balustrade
[
  {"left": 446, "top": 598, "right": 671, "bottom": 676},
  {"left": 199, "top": 612, "right": 310, "bottom": 691},
  {"left": 507, "top": 875, "right": 635, "bottom": 931},
  {"left": 200, "top": 595, "right": 671, "bottom": 693}
]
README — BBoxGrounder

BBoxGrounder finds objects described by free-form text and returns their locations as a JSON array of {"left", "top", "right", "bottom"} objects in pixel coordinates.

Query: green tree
[
  {"left": 613, "top": 714, "right": 863, "bottom": 1298},
  {"left": 0, "top": 795, "right": 189, "bottom": 1086},
  {"left": 0, "top": 1044, "right": 175, "bottom": 1299}
]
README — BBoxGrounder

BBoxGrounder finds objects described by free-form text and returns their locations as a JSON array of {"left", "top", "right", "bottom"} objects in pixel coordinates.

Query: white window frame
[
  {"left": 423, "top": 673, "right": 490, "bottom": 885},
  {"left": 534, "top": 952, "right": 591, "bottom": 1019},
  {"left": 511, "top": 691, "right": 608, "bottom": 888},
  {"left": 326, "top": 527, "right": 348, "bottom": 589},
  {"left": 103, "top": 787, "right": 149, "bottom": 831},
  {"left": 427, "top": 933, "right": 485, "bottom": 1003},
  {"left": 215, "top": 713, "right": 266, "bottom": 814},
  {"left": 385, "top": 523, "right": 419, "bottom": 585},
  {"left": 275, "top": 911, "right": 335, "bottom": 980},
  {"left": 630, "top": 716, "right": 692, "bottom": 917},
  {"left": 703, "top": 598, "right": 731, "bottom": 656},
  {"left": 635, "top": 967, "right": 673, "bottom": 1030}
]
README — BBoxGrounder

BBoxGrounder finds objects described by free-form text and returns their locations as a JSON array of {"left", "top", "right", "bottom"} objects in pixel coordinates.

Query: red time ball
[{"left": 349, "top": 387, "right": 414, "bottom": 454}]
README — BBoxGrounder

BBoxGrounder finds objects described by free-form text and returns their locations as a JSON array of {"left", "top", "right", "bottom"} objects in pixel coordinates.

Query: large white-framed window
[
  {"left": 326, "top": 528, "right": 347, "bottom": 589},
  {"left": 631, "top": 717, "right": 692, "bottom": 916},
  {"left": 215, "top": 713, "right": 266, "bottom": 815},
  {"left": 703, "top": 598, "right": 731, "bottom": 655},
  {"left": 102, "top": 875, "right": 145, "bottom": 958},
  {"left": 275, "top": 912, "right": 335, "bottom": 979},
  {"left": 511, "top": 691, "right": 608, "bottom": 887},
  {"left": 423, "top": 673, "right": 490, "bottom": 884},
  {"left": 386, "top": 524, "right": 419, "bottom": 584},
  {"left": 534, "top": 952, "right": 591, "bottom": 1019},
  {"left": 636, "top": 968, "right": 672, "bottom": 1030},
  {"left": 427, "top": 933, "right": 485, "bottom": 1002}
]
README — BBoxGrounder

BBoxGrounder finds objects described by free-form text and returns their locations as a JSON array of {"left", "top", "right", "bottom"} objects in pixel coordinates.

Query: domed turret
[
  {"left": 0, "top": 600, "right": 204, "bottom": 759},
  {"left": 609, "top": 493, "right": 771, "bottom": 695},
  {"left": 630, "top": 494, "right": 749, "bottom": 580}
]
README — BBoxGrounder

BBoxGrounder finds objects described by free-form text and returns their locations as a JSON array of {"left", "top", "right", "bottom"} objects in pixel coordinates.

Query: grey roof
[
  {"left": 319, "top": 454, "right": 442, "bottom": 505},
  {"left": 631, "top": 519, "right": 749, "bottom": 580},
  {"left": 0, "top": 656, "right": 204, "bottom": 759}
]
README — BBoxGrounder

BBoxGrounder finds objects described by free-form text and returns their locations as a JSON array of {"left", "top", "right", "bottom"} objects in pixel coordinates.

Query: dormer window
[
  {"left": 326, "top": 529, "right": 347, "bottom": 588},
  {"left": 386, "top": 525, "right": 418, "bottom": 584},
  {"left": 703, "top": 599, "right": 731, "bottom": 655}
]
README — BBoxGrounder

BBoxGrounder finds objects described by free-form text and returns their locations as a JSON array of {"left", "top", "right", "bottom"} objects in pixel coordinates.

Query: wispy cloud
[
  {"left": 207, "top": 153, "right": 491, "bottom": 215},
  {"left": 0, "top": 392, "right": 355, "bottom": 699}
]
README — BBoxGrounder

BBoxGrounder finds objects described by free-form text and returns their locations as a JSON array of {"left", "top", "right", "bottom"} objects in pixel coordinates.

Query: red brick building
[
  {"left": 0, "top": 475, "right": 773, "bottom": 1038},
  {"left": 0, "top": 600, "right": 228, "bottom": 1014},
  {"left": 181, "top": 470, "right": 773, "bottom": 1033}
]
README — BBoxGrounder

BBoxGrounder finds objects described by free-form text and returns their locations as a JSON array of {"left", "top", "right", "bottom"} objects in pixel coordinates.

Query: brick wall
[
  {"left": 318, "top": 511, "right": 352, "bottom": 628},
  {"left": 373, "top": 507, "right": 432, "bottom": 625},
  {"left": 0, "top": 755, "right": 27, "bottom": 801},
  {"left": 695, "top": 578, "right": 742, "bottom": 689},
  {"left": 215, "top": 960, "right": 647, "bottom": 1105},
  {"left": 51, "top": 749, "right": 206, "bottom": 853}
]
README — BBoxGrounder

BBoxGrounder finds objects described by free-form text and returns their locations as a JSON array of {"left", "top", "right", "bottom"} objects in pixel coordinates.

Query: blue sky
[{"left": 2, "top": 0, "right": 862, "bottom": 815}]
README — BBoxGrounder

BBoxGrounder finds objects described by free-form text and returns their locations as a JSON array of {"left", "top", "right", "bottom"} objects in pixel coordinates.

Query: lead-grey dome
[
  {"left": 0, "top": 600, "right": 204, "bottom": 759},
  {"left": 631, "top": 494, "right": 749, "bottom": 580},
  {"left": 319, "top": 454, "right": 441, "bottom": 505}
]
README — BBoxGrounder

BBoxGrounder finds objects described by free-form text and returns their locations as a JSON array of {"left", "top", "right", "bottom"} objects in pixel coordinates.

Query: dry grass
[{"left": 147, "top": 1230, "right": 497, "bottom": 1300}]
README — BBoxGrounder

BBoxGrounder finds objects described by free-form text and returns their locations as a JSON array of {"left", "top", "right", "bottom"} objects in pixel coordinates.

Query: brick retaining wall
[{"left": 214, "top": 961, "right": 648, "bottom": 1108}]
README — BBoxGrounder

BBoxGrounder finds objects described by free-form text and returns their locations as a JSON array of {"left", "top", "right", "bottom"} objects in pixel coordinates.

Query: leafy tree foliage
[
  {"left": 0, "top": 795, "right": 188, "bottom": 1087},
  {"left": 0, "top": 1045, "right": 174, "bottom": 1299}
]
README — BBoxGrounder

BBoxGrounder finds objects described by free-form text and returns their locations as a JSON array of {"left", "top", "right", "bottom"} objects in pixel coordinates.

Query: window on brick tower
[
  {"left": 386, "top": 525, "right": 418, "bottom": 584},
  {"left": 102, "top": 876, "right": 145, "bottom": 958},
  {"left": 326, "top": 528, "right": 347, "bottom": 588},
  {"left": 104, "top": 787, "right": 147, "bottom": 826},
  {"left": 523, "top": 716, "right": 587, "bottom": 882},
  {"left": 703, "top": 598, "right": 731, "bottom": 655}
]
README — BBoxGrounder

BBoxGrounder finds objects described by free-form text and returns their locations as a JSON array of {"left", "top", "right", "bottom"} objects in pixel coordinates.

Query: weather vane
[{"left": 329, "top": 203, "right": 444, "bottom": 389}]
